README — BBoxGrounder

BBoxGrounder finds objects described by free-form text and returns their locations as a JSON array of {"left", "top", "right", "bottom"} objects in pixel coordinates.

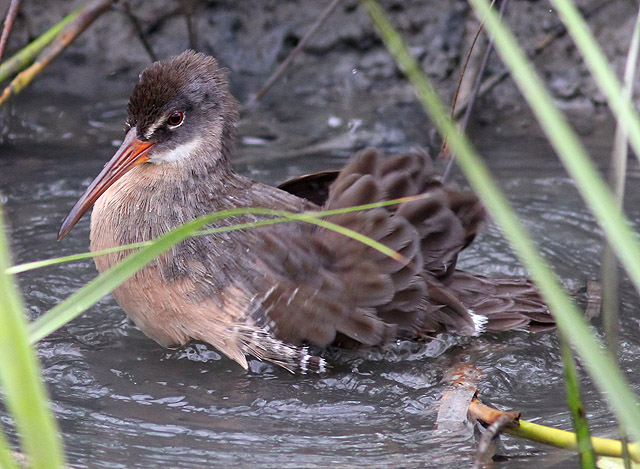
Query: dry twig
[
  {"left": 472, "top": 413, "right": 512, "bottom": 468},
  {"left": 0, "top": 0, "right": 114, "bottom": 107},
  {"left": 0, "top": 0, "right": 22, "bottom": 63},
  {"left": 182, "top": 0, "right": 198, "bottom": 51},
  {"left": 436, "top": 362, "right": 481, "bottom": 432},
  {"left": 250, "top": 0, "right": 343, "bottom": 103},
  {"left": 442, "top": 0, "right": 507, "bottom": 183},
  {"left": 119, "top": 1, "right": 157, "bottom": 63},
  {"left": 452, "top": 0, "right": 615, "bottom": 120}
]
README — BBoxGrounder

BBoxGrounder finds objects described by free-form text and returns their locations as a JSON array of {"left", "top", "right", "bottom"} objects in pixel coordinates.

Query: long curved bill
[{"left": 57, "top": 129, "right": 153, "bottom": 240}]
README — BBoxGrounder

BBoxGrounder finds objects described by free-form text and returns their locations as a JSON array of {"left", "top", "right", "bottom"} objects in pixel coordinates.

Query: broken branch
[{"left": 468, "top": 399, "right": 640, "bottom": 462}]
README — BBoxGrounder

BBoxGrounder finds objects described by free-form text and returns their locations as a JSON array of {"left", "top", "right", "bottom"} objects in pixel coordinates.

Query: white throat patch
[{"left": 150, "top": 137, "right": 204, "bottom": 164}]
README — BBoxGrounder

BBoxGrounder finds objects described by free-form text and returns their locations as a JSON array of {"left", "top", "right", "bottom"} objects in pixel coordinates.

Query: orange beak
[{"left": 57, "top": 129, "right": 153, "bottom": 240}]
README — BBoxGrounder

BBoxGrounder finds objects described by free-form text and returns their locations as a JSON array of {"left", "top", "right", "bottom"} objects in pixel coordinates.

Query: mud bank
[{"left": 2, "top": 1, "right": 635, "bottom": 142}]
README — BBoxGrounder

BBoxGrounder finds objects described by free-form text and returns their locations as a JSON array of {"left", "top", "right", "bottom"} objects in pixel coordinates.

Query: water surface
[{"left": 1, "top": 92, "right": 640, "bottom": 468}]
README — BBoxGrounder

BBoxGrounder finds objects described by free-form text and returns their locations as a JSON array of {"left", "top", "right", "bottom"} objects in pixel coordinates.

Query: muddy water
[{"left": 1, "top": 91, "right": 640, "bottom": 468}]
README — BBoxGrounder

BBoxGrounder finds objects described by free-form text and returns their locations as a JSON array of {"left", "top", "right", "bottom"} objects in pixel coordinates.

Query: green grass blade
[
  {"left": 464, "top": 0, "right": 640, "bottom": 440},
  {"left": 28, "top": 210, "right": 273, "bottom": 343},
  {"left": 0, "top": 210, "right": 65, "bottom": 468},
  {"left": 0, "top": 429, "right": 18, "bottom": 469},
  {"left": 560, "top": 336, "right": 596, "bottom": 468},
  {"left": 467, "top": 0, "right": 640, "bottom": 299},
  {"left": 501, "top": 418, "right": 640, "bottom": 461},
  {"left": 7, "top": 246, "right": 145, "bottom": 275},
  {"left": 263, "top": 211, "right": 407, "bottom": 263},
  {"left": 361, "top": 0, "right": 640, "bottom": 440},
  {"left": 463, "top": 0, "right": 640, "bottom": 412},
  {"left": 28, "top": 202, "right": 419, "bottom": 343},
  {"left": 9, "top": 194, "right": 429, "bottom": 275},
  {"left": 549, "top": 0, "right": 640, "bottom": 166}
]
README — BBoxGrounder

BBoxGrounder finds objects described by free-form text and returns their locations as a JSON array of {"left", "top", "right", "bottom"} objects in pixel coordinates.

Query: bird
[{"left": 58, "top": 50, "right": 554, "bottom": 373}]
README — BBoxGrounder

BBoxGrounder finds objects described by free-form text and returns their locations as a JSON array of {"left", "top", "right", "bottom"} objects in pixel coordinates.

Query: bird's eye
[{"left": 167, "top": 111, "right": 184, "bottom": 128}]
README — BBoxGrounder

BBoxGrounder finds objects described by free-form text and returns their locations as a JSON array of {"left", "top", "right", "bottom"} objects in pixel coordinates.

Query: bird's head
[{"left": 58, "top": 50, "right": 238, "bottom": 240}]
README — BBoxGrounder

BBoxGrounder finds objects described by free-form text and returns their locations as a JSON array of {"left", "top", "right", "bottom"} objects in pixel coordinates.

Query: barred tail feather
[{"left": 239, "top": 327, "right": 328, "bottom": 374}]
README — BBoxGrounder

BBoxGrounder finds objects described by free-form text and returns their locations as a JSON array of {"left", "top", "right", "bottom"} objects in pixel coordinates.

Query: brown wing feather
[
  {"left": 443, "top": 271, "right": 555, "bottom": 332},
  {"left": 315, "top": 148, "right": 482, "bottom": 339},
  {"left": 190, "top": 149, "right": 553, "bottom": 370},
  {"left": 278, "top": 170, "right": 338, "bottom": 206}
]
